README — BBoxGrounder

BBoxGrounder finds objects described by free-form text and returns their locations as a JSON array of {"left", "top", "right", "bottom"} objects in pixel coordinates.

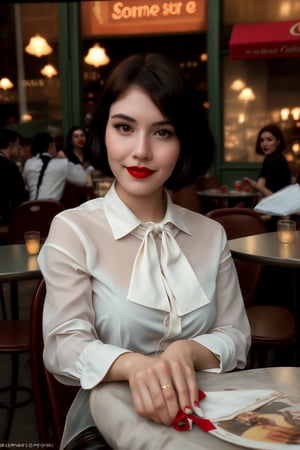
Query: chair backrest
[
  {"left": 60, "top": 182, "right": 96, "bottom": 209},
  {"left": 8, "top": 199, "right": 65, "bottom": 244},
  {"left": 206, "top": 208, "right": 268, "bottom": 306},
  {"left": 30, "top": 278, "right": 78, "bottom": 446},
  {"left": 206, "top": 207, "right": 267, "bottom": 240}
]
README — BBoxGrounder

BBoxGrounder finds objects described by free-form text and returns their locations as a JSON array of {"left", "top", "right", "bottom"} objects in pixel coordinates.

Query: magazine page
[
  {"left": 210, "top": 392, "right": 300, "bottom": 449},
  {"left": 174, "top": 389, "right": 300, "bottom": 449}
]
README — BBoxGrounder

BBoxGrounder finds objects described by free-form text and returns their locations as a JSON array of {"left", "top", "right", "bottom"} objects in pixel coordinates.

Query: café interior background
[{"left": 0, "top": 0, "right": 300, "bottom": 184}]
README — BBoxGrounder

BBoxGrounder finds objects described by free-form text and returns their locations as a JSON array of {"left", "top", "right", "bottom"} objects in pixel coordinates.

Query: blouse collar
[{"left": 104, "top": 182, "right": 191, "bottom": 240}]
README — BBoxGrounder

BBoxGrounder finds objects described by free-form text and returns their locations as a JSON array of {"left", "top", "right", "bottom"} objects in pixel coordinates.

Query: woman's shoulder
[
  {"left": 50, "top": 198, "right": 106, "bottom": 237},
  {"left": 173, "top": 203, "right": 225, "bottom": 234}
]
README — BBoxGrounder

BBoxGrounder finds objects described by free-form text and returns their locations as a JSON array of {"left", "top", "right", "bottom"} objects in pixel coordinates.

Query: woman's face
[
  {"left": 259, "top": 131, "right": 279, "bottom": 155},
  {"left": 105, "top": 86, "right": 180, "bottom": 202},
  {"left": 72, "top": 129, "right": 86, "bottom": 149}
]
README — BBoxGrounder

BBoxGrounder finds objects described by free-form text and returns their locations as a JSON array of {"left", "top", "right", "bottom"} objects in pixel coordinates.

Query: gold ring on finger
[{"left": 161, "top": 384, "right": 173, "bottom": 391}]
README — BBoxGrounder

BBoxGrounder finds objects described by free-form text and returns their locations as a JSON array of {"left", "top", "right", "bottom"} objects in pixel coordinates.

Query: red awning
[{"left": 229, "top": 20, "right": 300, "bottom": 59}]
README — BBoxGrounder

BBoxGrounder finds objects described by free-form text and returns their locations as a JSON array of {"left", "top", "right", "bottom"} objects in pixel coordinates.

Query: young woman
[
  {"left": 243, "top": 123, "right": 291, "bottom": 197},
  {"left": 38, "top": 53, "right": 251, "bottom": 449},
  {"left": 64, "top": 126, "right": 88, "bottom": 166}
]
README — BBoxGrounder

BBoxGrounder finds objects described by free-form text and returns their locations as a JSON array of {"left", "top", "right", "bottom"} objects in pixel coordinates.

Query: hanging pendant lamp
[
  {"left": 40, "top": 64, "right": 58, "bottom": 78},
  {"left": 25, "top": 34, "right": 53, "bottom": 57},
  {"left": 0, "top": 77, "right": 14, "bottom": 90},
  {"left": 84, "top": 43, "right": 110, "bottom": 67}
]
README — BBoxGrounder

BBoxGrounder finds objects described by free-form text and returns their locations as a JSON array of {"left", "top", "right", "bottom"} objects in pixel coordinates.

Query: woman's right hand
[
  {"left": 106, "top": 341, "right": 217, "bottom": 426},
  {"left": 243, "top": 177, "right": 257, "bottom": 189},
  {"left": 112, "top": 347, "right": 198, "bottom": 426}
]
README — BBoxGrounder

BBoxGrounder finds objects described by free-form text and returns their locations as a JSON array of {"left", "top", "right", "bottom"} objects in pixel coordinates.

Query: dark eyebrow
[
  {"left": 111, "top": 113, "right": 173, "bottom": 127},
  {"left": 111, "top": 113, "right": 135, "bottom": 123}
]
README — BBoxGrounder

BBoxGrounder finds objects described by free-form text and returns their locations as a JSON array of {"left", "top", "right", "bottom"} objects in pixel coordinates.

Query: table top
[
  {"left": 0, "top": 244, "right": 41, "bottom": 281},
  {"left": 197, "top": 188, "right": 257, "bottom": 199},
  {"left": 228, "top": 231, "right": 300, "bottom": 268},
  {"left": 90, "top": 367, "right": 300, "bottom": 450}
]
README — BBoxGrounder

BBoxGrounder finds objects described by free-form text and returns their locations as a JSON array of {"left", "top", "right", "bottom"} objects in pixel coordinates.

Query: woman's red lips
[{"left": 126, "top": 166, "right": 155, "bottom": 178}]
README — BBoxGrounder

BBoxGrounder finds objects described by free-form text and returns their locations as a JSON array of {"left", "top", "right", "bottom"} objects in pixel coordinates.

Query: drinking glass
[{"left": 24, "top": 231, "right": 40, "bottom": 255}]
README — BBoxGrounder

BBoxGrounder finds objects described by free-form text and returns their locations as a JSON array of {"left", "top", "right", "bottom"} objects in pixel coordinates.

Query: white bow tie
[{"left": 127, "top": 222, "right": 209, "bottom": 316}]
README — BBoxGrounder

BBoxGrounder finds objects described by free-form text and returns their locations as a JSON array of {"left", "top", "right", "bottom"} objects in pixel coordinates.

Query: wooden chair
[
  {"left": 206, "top": 207, "right": 296, "bottom": 367},
  {"left": 0, "top": 319, "right": 31, "bottom": 442},
  {"left": 8, "top": 199, "right": 65, "bottom": 244},
  {"left": 30, "top": 279, "right": 110, "bottom": 448},
  {"left": 30, "top": 279, "right": 78, "bottom": 446},
  {"left": 60, "top": 182, "right": 96, "bottom": 209}
]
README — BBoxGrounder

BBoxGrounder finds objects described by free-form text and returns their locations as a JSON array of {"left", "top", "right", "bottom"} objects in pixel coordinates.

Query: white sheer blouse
[{"left": 38, "top": 184, "right": 251, "bottom": 447}]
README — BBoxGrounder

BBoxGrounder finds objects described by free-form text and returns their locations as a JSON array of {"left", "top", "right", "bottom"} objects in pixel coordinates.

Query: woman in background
[
  {"left": 64, "top": 126, "right": 88, "bottom": 167},
  {"left": 244, "top": 123, "right": 291, "bottom": 197}
]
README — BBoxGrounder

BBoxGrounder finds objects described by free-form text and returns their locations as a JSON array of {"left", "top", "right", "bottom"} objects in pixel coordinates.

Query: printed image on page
[{"left": 212, "top": 393, "right": 300, "bottom": 449}]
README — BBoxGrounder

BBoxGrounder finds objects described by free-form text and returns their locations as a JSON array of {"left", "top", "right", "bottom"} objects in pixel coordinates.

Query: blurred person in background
[
  {"left": 244, "top": 123, "right": 292, "bottom": 231},
  {"left": 23, "top": 132, "right": 87, "bottom": 202},
  {"left": 0, "top": 129, "right": 28, "bottom": 232},
  {"left": 244, "top": 123, "right": 291, "bottom": 197},
  {"left": 63, "top": 126, "right": 89, "bottom": 167}
]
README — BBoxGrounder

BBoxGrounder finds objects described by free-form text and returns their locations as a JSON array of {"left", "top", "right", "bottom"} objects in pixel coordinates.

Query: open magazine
[
  {"left": 254, "top": 184, "right": 300, "bottom": 216},
  {"left": 174, "top": 389, "right": 300, "bottom": 449}
]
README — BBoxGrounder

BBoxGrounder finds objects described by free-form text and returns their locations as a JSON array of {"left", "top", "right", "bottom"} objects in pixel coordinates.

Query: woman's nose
[{"left": 132, "top": 135, "right": 152, "bottom": 160}]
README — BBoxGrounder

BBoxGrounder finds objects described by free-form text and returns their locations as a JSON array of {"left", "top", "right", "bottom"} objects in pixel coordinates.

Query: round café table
[
  {"left": 89, "top": 366, "right": 300, "bottom": 450},
  {"left": 197, "top": 188, "right": 258, "bottom": 208},
  {"left": 228, "top": 231, "right": 300, "bottom": 364},
  {"left": 228, "top": 231, "right": 300, "bottom": 268},
  {"left": 0, "top": 244, "right": 41, "bottom": 319}
]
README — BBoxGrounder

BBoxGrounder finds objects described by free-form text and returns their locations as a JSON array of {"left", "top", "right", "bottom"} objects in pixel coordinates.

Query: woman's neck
[
  {"left": 116, "top": 184, "right": 167, "bottom": 223},
  {"left": 73, "top": 148, "right": 84, "bottom": 162}
]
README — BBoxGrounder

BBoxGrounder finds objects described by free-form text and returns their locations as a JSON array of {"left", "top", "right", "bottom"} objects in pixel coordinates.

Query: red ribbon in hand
[{"left": 173, "top": 389, "right": 215, "bottom": 433}]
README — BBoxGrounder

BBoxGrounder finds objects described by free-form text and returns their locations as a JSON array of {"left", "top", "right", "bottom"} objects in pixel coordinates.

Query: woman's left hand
[{"left": 128, "top": 341, "right": 198, "bottom": 425}]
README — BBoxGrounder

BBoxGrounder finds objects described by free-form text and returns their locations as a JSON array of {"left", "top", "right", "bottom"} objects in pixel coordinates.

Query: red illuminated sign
[
  {"left": 81, "top": 0, "right": 207, "bottom": 36},
  {"left": 229, "top": 21, "right": 300, "bottom": 60}
]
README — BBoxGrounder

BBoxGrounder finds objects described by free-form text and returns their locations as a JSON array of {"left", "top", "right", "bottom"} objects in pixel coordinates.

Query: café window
[
  {"left": 222, "top": 0, "right": 300, "bottom": 165},
  {"left": 80, "top": 0, "right": 208, "bottom": 127},
  {"left": 0, "top": 3, "right": 61, "bottom": 140}
]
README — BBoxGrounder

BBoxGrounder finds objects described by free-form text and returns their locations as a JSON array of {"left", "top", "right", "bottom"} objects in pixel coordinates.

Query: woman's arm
[
  {"left": 102, "top": 339, "right": 219, "bottom": 425},
  {"left": 244, "top": 176, "right": 273, "bottom": 197}
]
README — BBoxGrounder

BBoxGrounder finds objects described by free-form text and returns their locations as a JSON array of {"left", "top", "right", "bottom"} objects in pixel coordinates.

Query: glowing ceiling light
[
  {"left": 84, "top": 43, "right": 110, "bottom": 68},
  {"left": 238, "top": 87, "right": 256, "bottom": 102},
  {"left": 280, "top": 108, "right": 290, "bottom": 121},
  {"left": 230, "top": 79, "right": 246, "bottom": 91},
  {"left": 40, "top": 64, "right": 58, "bottom": 78},
  {"left": 0, "top": 77, "right": 14, "bottom": 90},
  {"left": 25, "top": 34, "right": 53, "bottom": 57}
]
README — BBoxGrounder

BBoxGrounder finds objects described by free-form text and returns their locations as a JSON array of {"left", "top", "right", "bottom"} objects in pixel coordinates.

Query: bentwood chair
[
  {"left": 30, "top": 279, "right": 111, "bottom": 449},
  {"left": 8, "top": 199, "right": 65, "bottom": 244},
  {"left": 206, "top": 207, "right": 296, "bottom": 367},
  {"left": 30, "top": 279, "right": 79, "bottom": 446},
  {"left": 0, "top": 318, "right": 31, "bottom": 442},
  {"left": 60, "top": 182, "right": 96, "bottom": 209}
]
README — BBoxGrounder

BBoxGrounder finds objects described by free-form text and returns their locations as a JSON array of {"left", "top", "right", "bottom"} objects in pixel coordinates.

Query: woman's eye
[
  {"left": 155, "top": 129, "right": 174, "bottom": 138},
  {"left": 114, "top": 123, "right": 132, "bottom": 134}
]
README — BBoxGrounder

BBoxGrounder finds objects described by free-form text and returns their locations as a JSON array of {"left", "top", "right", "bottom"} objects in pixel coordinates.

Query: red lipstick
[{"left": 126, "top": 166, "right": 155, "bottom": 179}]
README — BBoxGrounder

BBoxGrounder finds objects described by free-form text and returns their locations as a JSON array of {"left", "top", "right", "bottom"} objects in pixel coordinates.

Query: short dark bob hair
[
  {"left": 255, "top": 123, "right": 286, "bottom": 155},
  {"left": 65, "top": 126, "right": 87, "bottom": 152},
  {"left": 87, "top": 53, "right": 215, "bottom": 190}
]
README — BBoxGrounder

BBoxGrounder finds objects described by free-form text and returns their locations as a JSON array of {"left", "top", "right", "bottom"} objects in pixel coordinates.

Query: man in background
[
  {"left": 0, "top": 129, "right": 28, "bottom": 230},
  {"left": 23, "top": 132, "right": 88, "bottom": 201}
]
